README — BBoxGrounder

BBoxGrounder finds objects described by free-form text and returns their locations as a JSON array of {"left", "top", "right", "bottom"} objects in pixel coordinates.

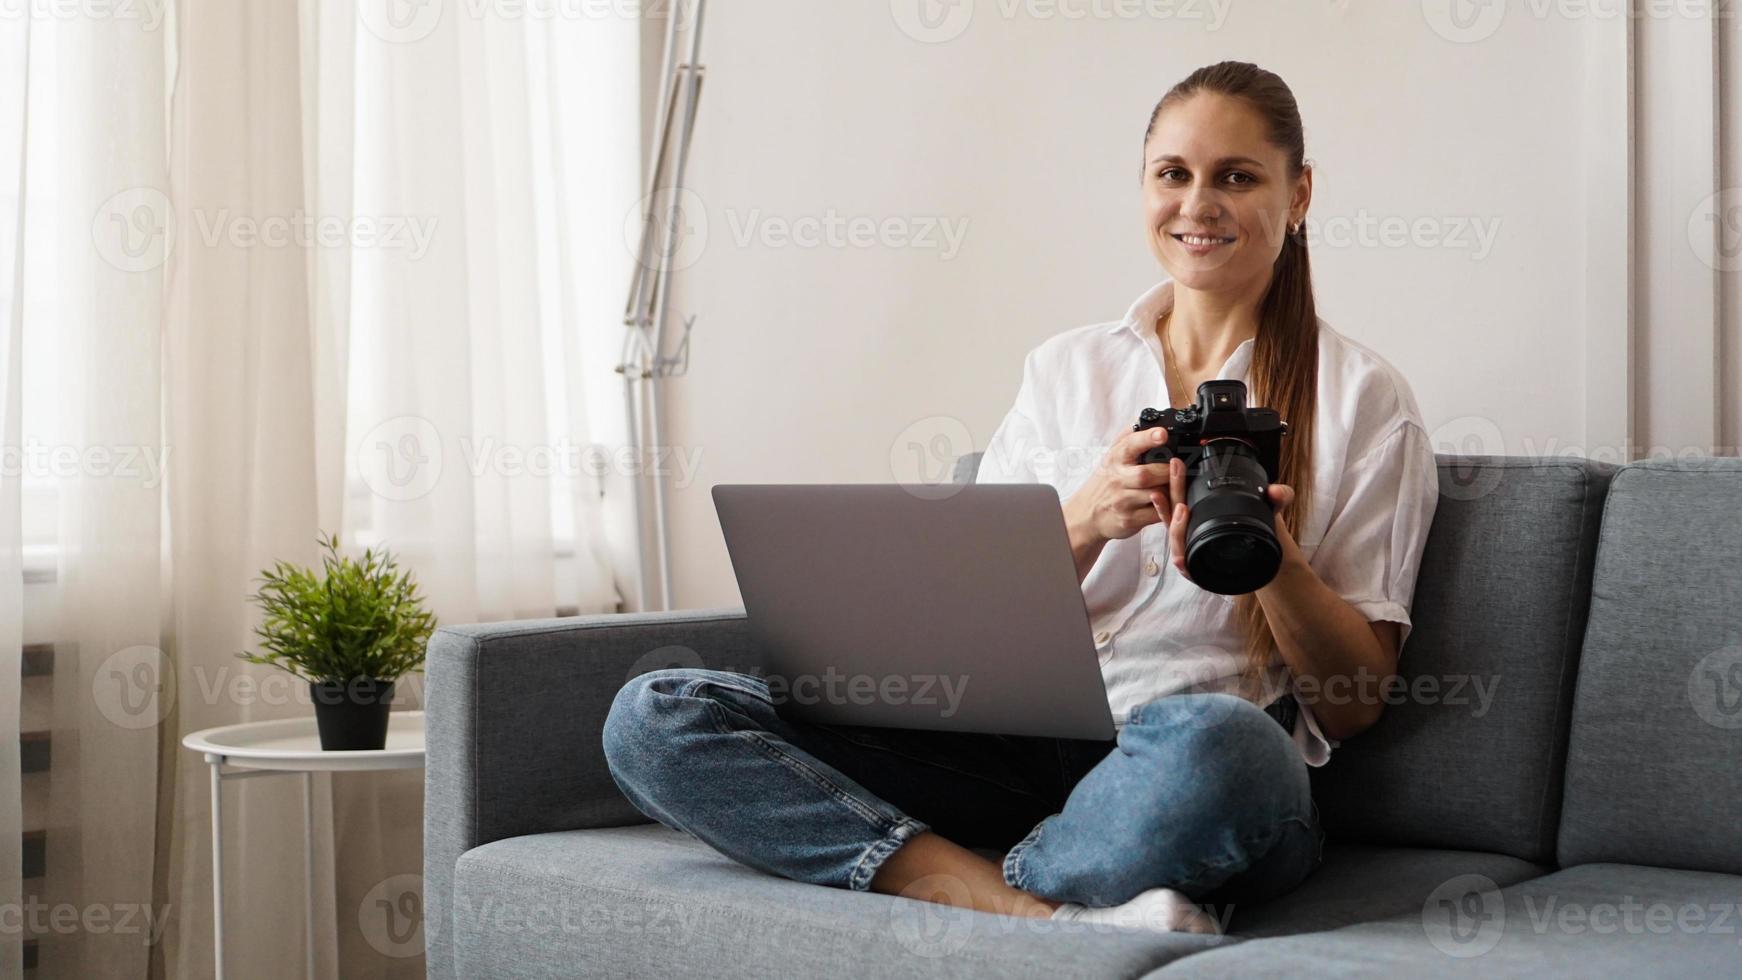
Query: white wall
[{"left": 620, "top": 1, "right": 1736, "bottom": 612}]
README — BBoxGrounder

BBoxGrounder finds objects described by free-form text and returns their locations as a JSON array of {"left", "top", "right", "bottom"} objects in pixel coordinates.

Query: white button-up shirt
[{"left": 974, "top": 279, "right": 1440, "bottom": 766}]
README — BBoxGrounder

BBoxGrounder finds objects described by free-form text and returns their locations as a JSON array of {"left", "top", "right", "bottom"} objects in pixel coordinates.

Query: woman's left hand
[{"left": 1151, "top": 461, "right": 1301, "bottom": 585}]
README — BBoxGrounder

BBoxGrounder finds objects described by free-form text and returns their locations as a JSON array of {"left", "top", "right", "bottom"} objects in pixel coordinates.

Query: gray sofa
[{"left": 424, "top": 453, "right": 1742, "bottom": 978}]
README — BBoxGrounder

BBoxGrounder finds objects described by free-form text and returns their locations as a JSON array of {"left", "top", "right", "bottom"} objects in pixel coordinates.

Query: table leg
[
  {"left": 304, "top": 771, "right": 315, "bottom": 980},
  {"left": 207, "top": 754, "right": 225, "bottom": 980}
]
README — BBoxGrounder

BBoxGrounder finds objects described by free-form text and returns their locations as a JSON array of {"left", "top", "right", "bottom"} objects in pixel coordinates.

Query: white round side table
[{"left": 182, "top": 711, "right": 425, "bottom": 980}]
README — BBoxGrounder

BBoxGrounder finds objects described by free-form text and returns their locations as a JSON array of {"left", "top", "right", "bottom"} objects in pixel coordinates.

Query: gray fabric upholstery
[
  {"left": 1558, "top": 457, "right": 1742, "bottom": 875},
  {"left": 964, "top": 449, "right": 1612, "bottom": 865},
  {"left": 952, "top": 451, "right": 983, "bottom": 485},
  {"left": 1310, "top": 455, "right": 1614, "bottom": 863},
  {"left": 1229, "top": 845, "right": 1546, "bottom": 938},
  {"left": 1149, "top": 863, "right": 1742, "bottom": 978},
  {"left": 421, "top": 451, "right": 1742, "bottom": 977},
  {"left": 451, "top": 824, "right": 1230, "bottom": 979},
  {"left": 424, "top": 609, "right": 764, "bottom": 979}
]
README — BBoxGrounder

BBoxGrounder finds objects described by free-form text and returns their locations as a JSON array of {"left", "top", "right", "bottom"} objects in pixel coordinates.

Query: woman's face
[{"left": 1141, "top": 92, "right": 1310, "bottom": 293}]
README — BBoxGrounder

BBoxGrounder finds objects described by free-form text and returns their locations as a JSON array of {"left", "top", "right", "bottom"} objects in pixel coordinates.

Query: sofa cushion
[
  {"left": 1150, "top": 863, "right": 1742, "bottom": 978},
  {"left": 1558, "top": 456, "right": 1742, "bottom": 875},
  {"left": 1309, "top": 456, "right": 1613, "bottom": 863},
  {"left": 450, "top": 824, "right": 1230, "bottom": 979},
  {"left": 1228, "top": 844, "right": 1546, "bottom": 938}
]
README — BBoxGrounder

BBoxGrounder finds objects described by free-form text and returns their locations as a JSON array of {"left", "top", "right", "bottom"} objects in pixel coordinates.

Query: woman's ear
[{"left": 1291, "top": 165, "right": 1313, "bottom": 229}]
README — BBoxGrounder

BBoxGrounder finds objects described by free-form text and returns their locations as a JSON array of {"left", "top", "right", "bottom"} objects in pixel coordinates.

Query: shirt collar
[{"left": 1110, "top": 278, "right": 1257, "bottom": 381}]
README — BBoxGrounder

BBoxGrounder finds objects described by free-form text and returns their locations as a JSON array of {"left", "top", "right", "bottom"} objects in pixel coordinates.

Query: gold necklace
[{"left": 1160, "top": 309, "right": 1188, "bottom": 408}]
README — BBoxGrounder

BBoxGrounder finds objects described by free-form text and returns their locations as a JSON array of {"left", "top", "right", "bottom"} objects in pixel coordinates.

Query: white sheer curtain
[
  {"left": 4, "top": 1, "right": 637, "bottom": 976},
  {"left": 0, "top": 14, "right": 27, "bottom": 980}
]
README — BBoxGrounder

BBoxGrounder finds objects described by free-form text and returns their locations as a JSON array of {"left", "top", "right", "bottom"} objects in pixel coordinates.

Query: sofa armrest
[{"left": 423, "top": 607, "right": 763, "bottom": 978}]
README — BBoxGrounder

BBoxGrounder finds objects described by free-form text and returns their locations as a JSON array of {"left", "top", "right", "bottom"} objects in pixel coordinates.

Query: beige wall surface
[{"left": 621, "top": 1, "right": 1733, "bottom": 611}]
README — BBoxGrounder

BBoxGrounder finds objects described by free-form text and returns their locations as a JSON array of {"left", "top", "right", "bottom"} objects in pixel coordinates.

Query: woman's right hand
[{"left": 1061, "top": 425, "right": 1183, "bottom": 581}]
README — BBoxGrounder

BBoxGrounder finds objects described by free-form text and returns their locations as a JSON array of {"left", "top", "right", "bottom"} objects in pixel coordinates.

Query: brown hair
[{"left": 1143, "top": 61, "right": 1320, "bottom": 693}]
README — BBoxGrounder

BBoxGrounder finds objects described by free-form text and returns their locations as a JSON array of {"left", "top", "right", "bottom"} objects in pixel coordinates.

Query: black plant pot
[{"left": 309, "top": 678, "right": 396, "bottom": 750}]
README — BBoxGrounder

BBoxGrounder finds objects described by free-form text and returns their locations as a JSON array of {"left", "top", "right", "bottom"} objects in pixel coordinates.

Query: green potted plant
[{"left": 239, "top": 532, "right": 437, "bottom": 750}]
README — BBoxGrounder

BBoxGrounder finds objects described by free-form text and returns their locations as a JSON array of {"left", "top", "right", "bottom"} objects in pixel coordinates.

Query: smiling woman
[
  {"left": 602, "top": 59, "right": 1441, "bottom": 941},
  {"left": 1133, "top": 63, "right": 1328, "bottom": 701}
]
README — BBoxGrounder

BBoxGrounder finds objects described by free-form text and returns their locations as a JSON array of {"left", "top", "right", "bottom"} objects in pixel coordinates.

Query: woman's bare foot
[{"left": 868, "top": 830, "right": 1060, "bottom": 918}]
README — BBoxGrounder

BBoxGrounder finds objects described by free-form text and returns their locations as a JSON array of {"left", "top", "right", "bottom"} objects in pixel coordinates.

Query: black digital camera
[{"left": 1132, "top": 380, "right": 1291, "bottom": 595}]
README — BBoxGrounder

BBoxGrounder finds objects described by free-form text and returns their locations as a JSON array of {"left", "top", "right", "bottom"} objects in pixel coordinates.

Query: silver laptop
[{"left": 711, "top": 483, "right": 1116, "bottom": 740}]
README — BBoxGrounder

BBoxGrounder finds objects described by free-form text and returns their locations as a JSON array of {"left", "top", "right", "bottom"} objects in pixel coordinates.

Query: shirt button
[
  {"left": 1094, "top": 630, "right": 1111, "bottom": 645},
  {"left": 1145, "top": 557, "right": 1160, "bottom": 576}
]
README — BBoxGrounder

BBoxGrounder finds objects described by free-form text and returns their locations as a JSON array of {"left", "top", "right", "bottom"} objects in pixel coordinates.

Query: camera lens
[{"left": 1182, "top": 442, "right": 1284, "bottom": 595}]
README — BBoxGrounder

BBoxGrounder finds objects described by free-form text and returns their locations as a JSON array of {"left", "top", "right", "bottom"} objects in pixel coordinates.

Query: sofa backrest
[
  {"left": 1556, "top": 456, "right": 1742, "bottom": 875},
  {"left": 955, "top": 450, "right": 1614, "bottom": 863},
  {"left": 1308, "top": 455, "right": 1613, "bottom": 863}
]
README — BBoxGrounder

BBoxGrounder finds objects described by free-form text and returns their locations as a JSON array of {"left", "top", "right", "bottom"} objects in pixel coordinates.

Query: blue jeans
[{"left": 602, "top": 668, "right": 1323, "bottom": 909}]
